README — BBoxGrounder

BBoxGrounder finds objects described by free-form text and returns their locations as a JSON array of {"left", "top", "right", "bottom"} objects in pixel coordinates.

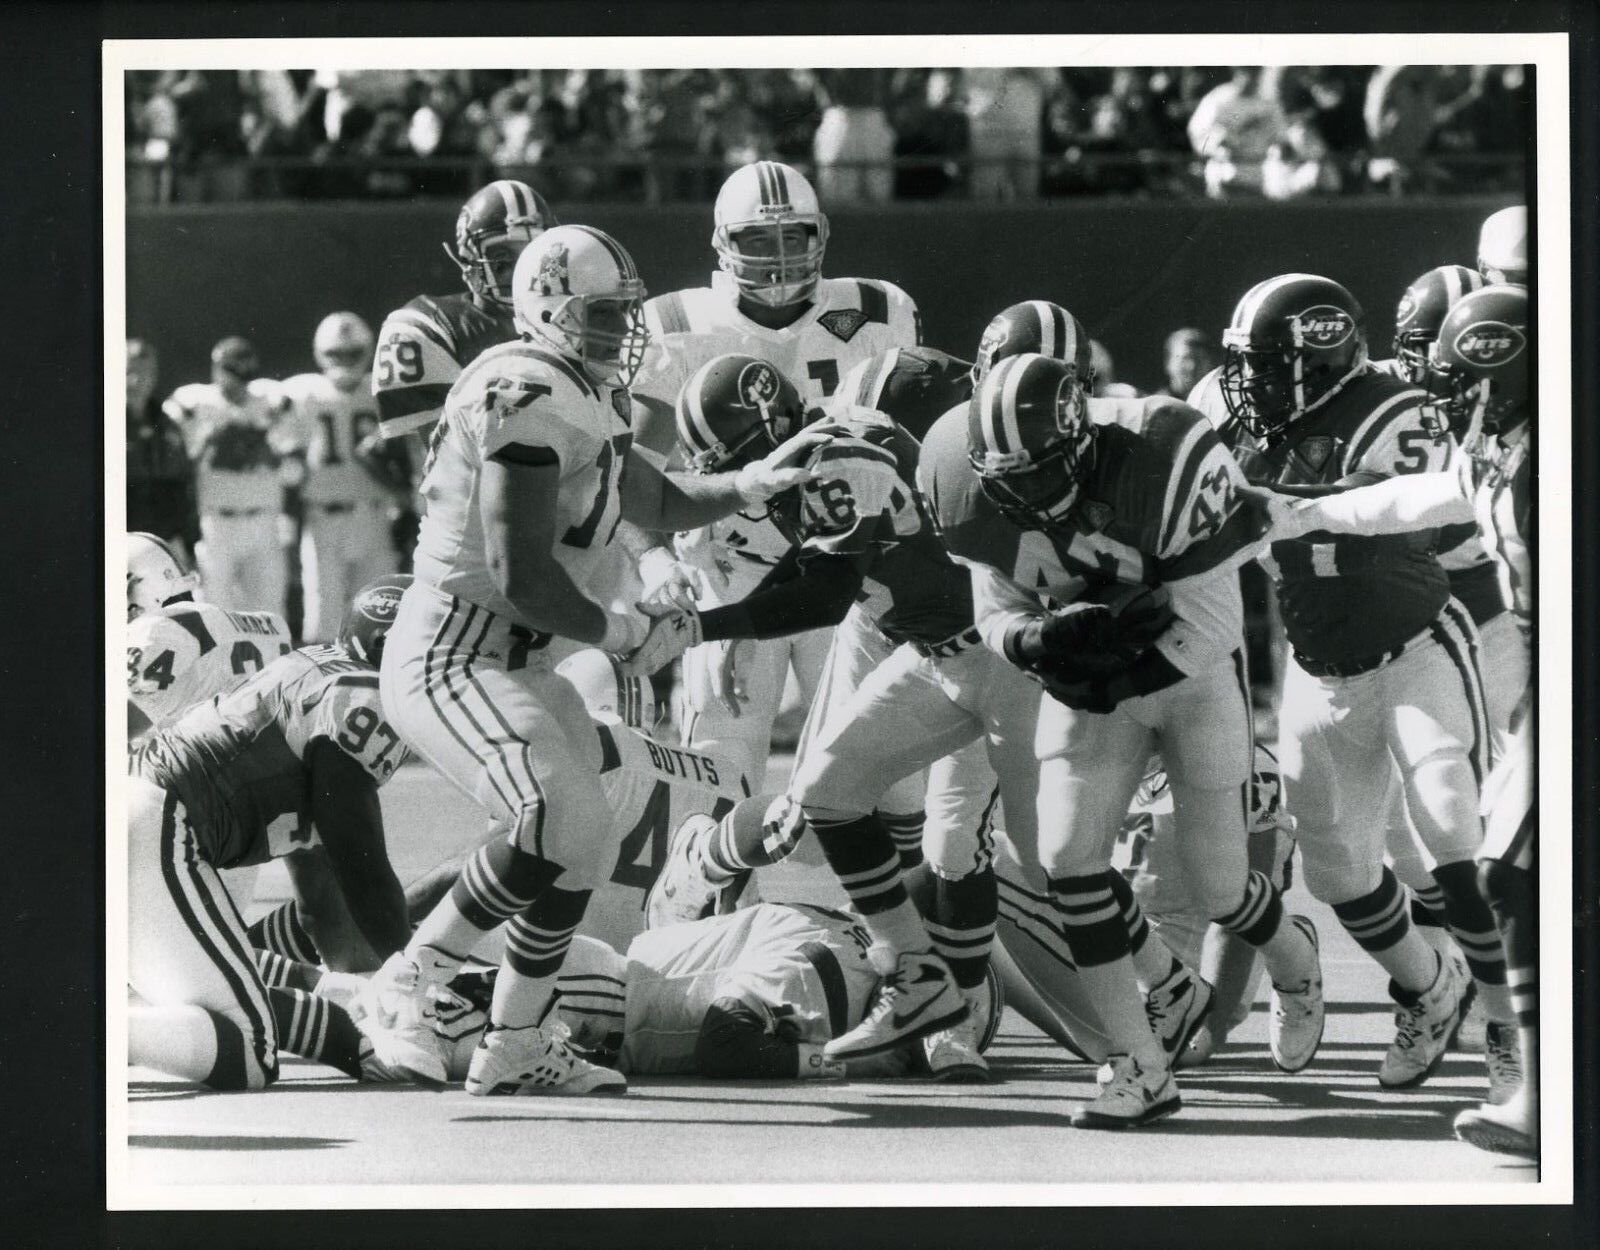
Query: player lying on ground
[
  {"left": 1243, "top": 283, "right": 1536, "bottom": 1159},
  {"left": 126, "top": 576, "right": 419, "bottom": 1091}
]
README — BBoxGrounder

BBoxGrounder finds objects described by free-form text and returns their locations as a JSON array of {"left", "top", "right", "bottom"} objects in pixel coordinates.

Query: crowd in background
[{"left": 126, "top": 65, "right": 1530, "bottom": 204}]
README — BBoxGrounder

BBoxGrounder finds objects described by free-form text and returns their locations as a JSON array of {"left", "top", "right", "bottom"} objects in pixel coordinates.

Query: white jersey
[
  {"left": 412, "top": 340, "right": 635, "bottom": 628},
  {"left": 163, "top": 380, "right": 289, "bottom": 515},
  {"left": 620, "top": 902, "right": 879, "bottom": 1075},
  {"left": 581, "top": 722, "right": 753, "bottom": 950},
  {"left": 126, "top": 601, "right": 293, "bottom": 731},
  {"left": 636, "top": 273, "right": 920, "bottom": 599},
  {"left": 1466, "top": 424, "right": 1532, "bottom": 624},
  {"left": 275, "top": 372, "right": 389, "bottom": 507}
]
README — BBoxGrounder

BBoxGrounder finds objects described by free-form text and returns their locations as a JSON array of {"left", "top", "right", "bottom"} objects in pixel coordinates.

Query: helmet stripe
[
  {"left": 770, "top": 162, "right": 790, "bottom": 206},
  {"left": 1030, "top": 301, "right": 1057, "bottom": 359},
  {"left": 997, "top": 355, "right": 1030, "bottom": 454},
  {"left": 1443, "top": 266, "right": 1462, "bottom": 307},
  {"left": 682, "top": 365, "right": 720, "bottom": 454},
  {"left": 1232, "top": 273, "right": 1318, "bottom": 336},
  {"left": 493, "top": 180, "right": 520, "bottom": 223},
  {"left": 756, "top": 161, "right": 779, "bottom": 207},
  {"left": 980, "top": 358, "right": 1012, "bottom": 455}
]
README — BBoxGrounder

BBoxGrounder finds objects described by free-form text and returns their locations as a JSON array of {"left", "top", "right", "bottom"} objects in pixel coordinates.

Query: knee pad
[{"left": 1297, "top": 838, "right": 1383, "bottom": 908}]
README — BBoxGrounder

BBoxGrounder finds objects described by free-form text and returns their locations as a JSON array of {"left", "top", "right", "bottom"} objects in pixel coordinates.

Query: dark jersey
[
  {"left": 132, "top": 644, "right": 408, "bottom": 869},
  {"left": 837, "top": 345, "right": 974, "bottom": 443},
  {"left": 1230, "top": 369, "right": 1453, "bottom": 664},
  {"left": 918, "top": 393, "right": 1263, "bottom": 675},
  {"left": 373, "top": 292, "right": 519, "bottom": 439},
  {"left": 767, "top": 406, "right": 974, "bottom": 646}
]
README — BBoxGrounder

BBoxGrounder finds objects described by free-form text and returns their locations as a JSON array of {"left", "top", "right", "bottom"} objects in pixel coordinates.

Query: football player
[
  {"left": 921, "top": 348, "right": 1325, "bottom": 1128},
  {"left": 162, "top": 336, "right": 292, "bottom": 616},
  {"left": 628, "top": 160, "right": 920, "bottom": 798},
  {"left": 127, "top": 532, "right": 292, "bottom": 739},
  {"left": 637, "top": 353, "right": 1058, "bottom": 1084},
  {"left": 835, "top": 344, "right": 973, "bottom": 443},
  {"left": 1217, "top": 273, "right": 1510, "bottom": 1094},
  {"left": 126, "top": 575, "right": 417, "bottom": 1091},
  {"left": 1477, "top": 205, "right": 1528, "bottom": 287},
  {"left": 372, "top": 179, "right": 558, "bottom": 446},
  {"left": 1251, "top": 284, "right": 1535, "bottom": 1157},
  {"left": 357, "top": 226, "right": 818, "bottom": 1098},
  {"left": 276, "top": 313, "right": 404, "bottom": 642}
]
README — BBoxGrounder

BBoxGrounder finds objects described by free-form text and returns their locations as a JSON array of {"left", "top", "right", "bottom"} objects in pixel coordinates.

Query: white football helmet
[
  {"left": 556, "top": 647, "right": 661, "bottom": 733},
  {"left": 127, "top": 532, "right": 198, "bottom": 622},
  {"left": 1477, "top": 205, "right": 1528, "bottom": 286},
  {"left": 512, "top": 225, "right": 648, "bottom": 385},
  {"left": 712, "top": 161, "right": 830, "bottom": 308},
  {"left": 313, "top": 311, "right": 375, "bottom": 390}
]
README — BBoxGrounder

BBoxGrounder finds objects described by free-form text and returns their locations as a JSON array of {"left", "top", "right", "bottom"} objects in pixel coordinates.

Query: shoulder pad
[
  {"left": 458, "top": 341, "right": 597, "bottom": 403},
  {"left": 387, "top": 297, "right": 459, "bottom": 357}
]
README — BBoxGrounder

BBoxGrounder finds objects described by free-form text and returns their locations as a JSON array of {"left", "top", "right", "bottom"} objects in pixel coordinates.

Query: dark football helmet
[
  {"left": 210, "top": 335, "right": 260, "bottom": 384},
  {"left": 1427, "top": 284, "right": 1529, "bottom": 437},
  {"left": 446, "top": 179, "right": 558, "bottom": 309},
  {"left": 972, "top": 300, "right": 1095, "bottom": 388},
  {"left": 337, "top": 574, "right": 414, "bottom": 667},
  {"left": 1393, "top": 265, "right": 1485, "bottom": 387},
  {"left": 675, "top": 354, "right": 810, "bottom": 473},
  {"left": 967, "top": 352, "right": 1095, "bottom": 530},
  {"left": 1220, "top": 274, "right": 1366, "bottom": 441}
]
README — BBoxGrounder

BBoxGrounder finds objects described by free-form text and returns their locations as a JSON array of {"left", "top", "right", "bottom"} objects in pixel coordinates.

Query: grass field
[{"left": 123, "top": 758, "right": 1538, "bottom": 1194}]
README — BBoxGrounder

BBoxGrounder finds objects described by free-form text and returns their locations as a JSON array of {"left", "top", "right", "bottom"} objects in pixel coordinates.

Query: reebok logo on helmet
[
  {"left": 1453, "top": 321, "right": 1526, "bottom": 367},
  {"left": 1296, "top": 305, "right": 1356, "bottom": 349}
]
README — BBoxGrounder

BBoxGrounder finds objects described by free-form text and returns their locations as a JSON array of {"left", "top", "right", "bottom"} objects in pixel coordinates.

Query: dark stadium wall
[{"left": 128, "top": 199, "right": 1510, "bottom": 396}]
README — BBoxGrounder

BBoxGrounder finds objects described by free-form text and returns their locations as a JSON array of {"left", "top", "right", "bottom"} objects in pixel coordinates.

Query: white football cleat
[
  {"left": 1070, "top": 1054, "right": 1181, "bottom": 1130},
  {"left": 1269, "top": 915, "right": 1325, "bottom": 1073},
  {"left": 1483, "top": 1021, "right": 1523, "bottom": 1106},
  {"left": 1378, "top": 952, "right": 1468, "bottom": 1088},
  {"left": 1144, "top": 966, "right": 1214, "bottom": 1060},
  {"left": 1454, "top": 1082, "right": 1537, "bottom": 1159},
  {"left": 354, "top": 953, "right": 450, "bottom": 1086},
  {"left": 465, "top": 1021, "right": 628, "bottom": 1096},
  {"left": 923, "top": 989, "right": 995, "bottom": 1083},
  {"left": 824, "top": 950, "right": 966, "bottom": 1061},
  {"left": 645, "top": 813, "right": 720, "bottom": 929}
]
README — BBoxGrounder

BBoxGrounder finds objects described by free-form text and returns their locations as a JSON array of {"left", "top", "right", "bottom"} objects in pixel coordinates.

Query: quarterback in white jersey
[
  {"left": 363, "top": 225, "right": 822, "bottom": 1098},
  {"left": 126, "top": 532, "right": 291, "bottom": 738},
  {"left": 163, "top": 336, "right": 292, "bottom": 616},
  {"left": 629, "top": 160, "right": 920, "bottom": 789},
  {"left": 277, "top": 313, "right": 400, "bottom": 642}
]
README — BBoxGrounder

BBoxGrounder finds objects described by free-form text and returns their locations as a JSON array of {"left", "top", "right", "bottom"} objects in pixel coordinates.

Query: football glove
[{"left": 733, "top": 428, "right": 829, "bottom": 504}]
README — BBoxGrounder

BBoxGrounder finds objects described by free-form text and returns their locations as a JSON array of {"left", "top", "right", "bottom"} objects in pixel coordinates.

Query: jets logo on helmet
[
  {"left": 1392, "top": 264, "right": 1485, "bottom": 388},
  {"left": 967, "top": 352, "right": 1096, "bottom": 530},
  {"left": 512, "top": 225, "right": 648, "bottom": 386},
  {"left": 677, "top": 353, "right": 808, "bottom": 474},
  {"left": 1453, "top": 322, "right": 1526, "bottom": 368},
  {"left": 1296, "top": 305, "right": 1356, "bottom": 350},
  {"left": 972, "top": 300, "right": 1093, "bottom": 387},
  {"left": 338, "top": 573, "right": 413, "bottom": 666},
  {"left": 1220, "top": 274, "right": 1366, "bottom": 440},
  {"left": 712, "top": 161, "right": 830, "bottom": 308},
  {"left": 447, "top": 179, "right": 558, "bottom": 309}
]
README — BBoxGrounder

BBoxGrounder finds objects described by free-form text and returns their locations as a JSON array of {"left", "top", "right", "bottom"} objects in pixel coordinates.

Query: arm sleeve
[
  {"left": 305, "top": 738, "right": 410, "bottom": 957},
  {"left": 1288, "top": 468, "right": 1474, "bottom": 538},
  {"left": 697, "top": 549, "right": 867, "bottom": 641}
]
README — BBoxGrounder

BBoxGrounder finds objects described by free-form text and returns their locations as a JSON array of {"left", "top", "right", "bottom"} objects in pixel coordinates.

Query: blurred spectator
[
  {"left": 1089, "top": 340, "right": 1142, "bottom": 398},
  {"left": 1161, "top": 328, "right": 1218, "bottom": 399},
  {"left": 1262, "top": 114, "right": 1342, "bottom": 199},
  {"left": 965, "top": 67, "right": 1057, "bottom": 200},
  {"left": 814, "top": 70, "right": 895, "bottom": 204},
  {"left": 891, "top": 69, "right": 969, "bottom": 199},
  {"left": 1363, "top": 64, "right": 1472, "bottom": 193},
  {"left": 1188, "top": 67, "right": 1291, "bottom": 198},
  {"left": 1080, "top": 68, "right": 1167, "bottom": 193},
  {"left": 125, "top": 340, "right": 201, "bottom": 561}
]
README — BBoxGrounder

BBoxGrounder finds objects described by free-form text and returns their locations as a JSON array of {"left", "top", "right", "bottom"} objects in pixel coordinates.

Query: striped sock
[
  {"left": 247, "top": 902, "right": 320, "bottom": 965},
  {"left": 880, "top": 810, "right": 926, "bottom": 873},
  {"left": 267, "top": 987, "right": 364, "bottom": 1080},
  {"left": 1213, "top": 869, "right": 1286, "bottom": 947},
  {"left": 1333, "top": 867, "right": 1438, "bottom": 992},
  {"left": 807, "top": 809, "right": 930, "bottom": 952},
  {"left": 552, "top": 970, "right": 628, "bottom": 1061},
  {"left": 1107, "top": 870, "right": 1177, "bottom": 988},
  {"left": 408, "top": 842, "right": 562, "bottom": 988},
  {"left": 1409, "top": 880, "right": 1449, "bottom": 930},
  {"left": 1480, "top": 859, "right": 1537, "bottom": 1029},
  {"left": 1432, "top": 859, "right": 1511, "bottom": 1018},
  {"left": 701, "top": 794, "right": 804, "bottom": 881},
  {"left": 255, "top": 949, "right": 322, "bottom": 992},
  {"left": 495, "top": 887, "right": 592, "bottom": 1028},
  {"left": 1045, "top": 871, "right": 1131, "bottom": 967},
  {"left": 926, "top": 865, "right": 996, "bottom": 990}
]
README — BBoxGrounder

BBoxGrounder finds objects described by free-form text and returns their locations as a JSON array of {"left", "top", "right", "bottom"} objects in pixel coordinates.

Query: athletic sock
[
  {"left": 1481, "top": 859, "right": 1537, "bottom": 1031},
  {"left": 1409, "top": 880, "right": 1449, "bottom": 931},
  {"left": 925, "top": 865, "right": 996, "bottom": 990},
  {"left": 408, "top": 840, "right": 559, "bottom": 986},
  {"left": 255, "top": 949, "right": 323, "bottom": 993},
  {"left": 494, "top": 886, "right": 593, "bottom": 1029},
  {"left": 268, "top": 987, "right": 365, "bottom": 1080},
  {"left": 1107, "top": 869, "right": 1177, "bottom": 989},
  {"left": 1214, "top": 869, "right": 1312, "bottom": 987},
  {"left": 700, "top": 793, "right": 805, "bottom": 882},
  {"left": 879, "top": 809, "right": 926, "bottom": 873},
  {"left": 1331, "top": 866, "right": 1437, "bottom": 992},
  {"left": 1046, "top": 871, "right": 1165, "bottom": 1068},
  {"left": 1432, "top": 859, "right": 1513, "bottom": 1021},
  {"left": 807, "top": 809, "right": 931, "bottom": 953},
  {"left": 247, "top": 901, "right": 320, "bottom": 964}
]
